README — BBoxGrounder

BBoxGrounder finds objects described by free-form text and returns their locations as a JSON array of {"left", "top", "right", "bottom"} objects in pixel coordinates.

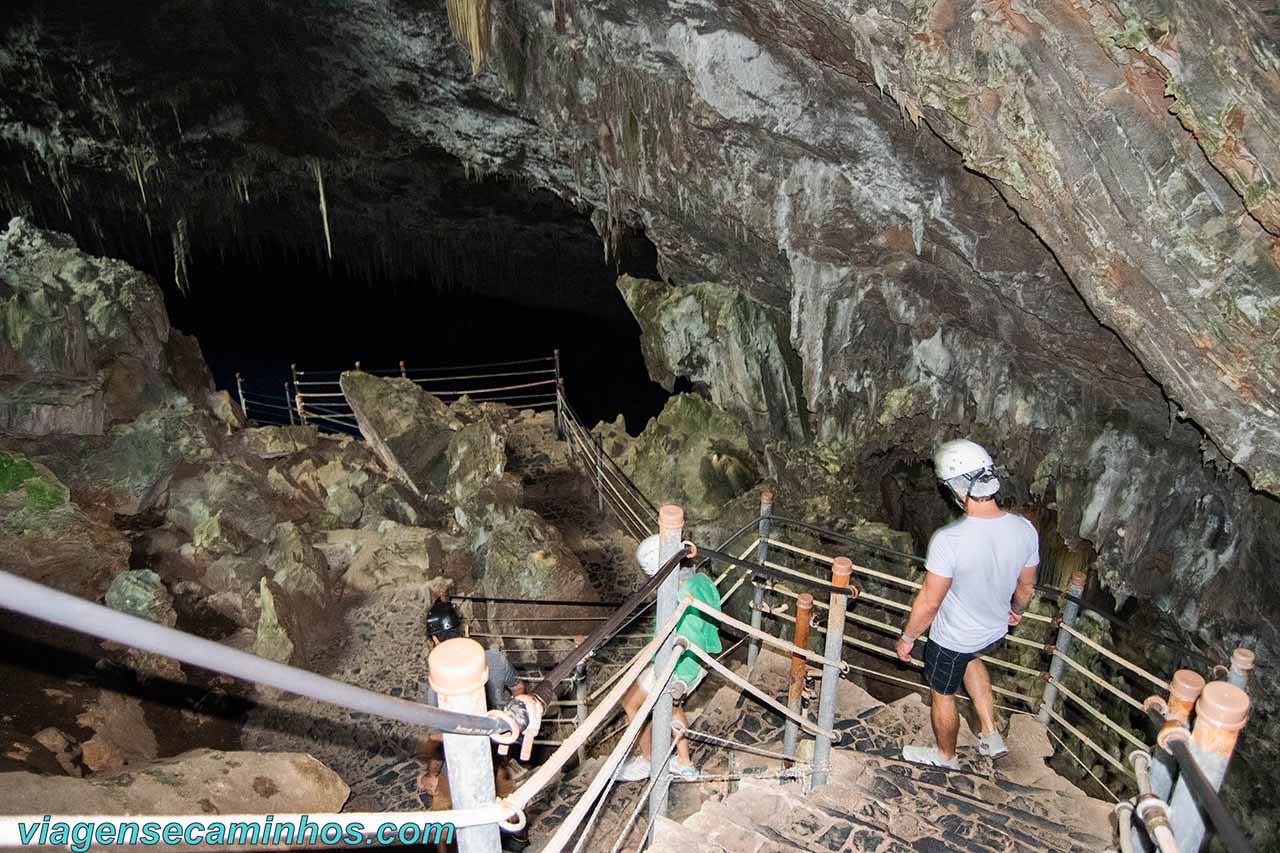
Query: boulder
[
  {"left": 0, "top": 218, "right": 178, "bottom": 434},
  {"left": 205, "top": 390, "right": 246, "bottom": 431},
  {"left": 598, "top": 394, "right": 760, "bottom": 522},
  {"left": 446, "top": 415, "right": 508, "bottom": 527},
  {"left": 359, "top": 481, "right": 424, "bottom": 527},
  {"left": 75, "top": 692, "right": 158, "bottom": 773},
  {"left": 166, "top": 463, "right": 279, "bottom": 555},
  {"left": 252, "top": 578, "right": 295, "bottom": 664},
  {"left": 0, "top": 748, "right": 349, "bottom": 816},
  {"left": 104, "top": 570, "right": 178, "bottom": 627},
  {"left": 316, "top": 524, "right": 457, "bottom": 592},
  {"left": 0, "top": 450, "right": 129, "bottom": 596},
  {"left": 618, "top": 276, "right": 808, "bottom": 442},
  {"left": 234, "top": 425, "right": 319, "bottom": 460},
  {"left": 472, "top": 509, "right": 590, "bottom": 602},
  {"left": 339, "top": 371, "right": 455, "bottom": 497},
  {"left": 266, "top": 521, "right": 330, "bottom": 607}
]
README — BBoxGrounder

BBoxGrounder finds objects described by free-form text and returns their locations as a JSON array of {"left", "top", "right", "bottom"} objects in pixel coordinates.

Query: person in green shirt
[{"left": 617, "top": 536, "right": 723, "bottom": 782}]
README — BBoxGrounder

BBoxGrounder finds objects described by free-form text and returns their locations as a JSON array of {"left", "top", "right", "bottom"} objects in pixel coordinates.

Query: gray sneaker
[{"left": 977, "top": 730, "right": 1008, "bottom": 760}]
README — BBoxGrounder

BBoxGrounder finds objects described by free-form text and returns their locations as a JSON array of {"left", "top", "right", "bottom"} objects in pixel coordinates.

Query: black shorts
[{"left": 922, "top": 638, "right": 1002, "bottom": 695}]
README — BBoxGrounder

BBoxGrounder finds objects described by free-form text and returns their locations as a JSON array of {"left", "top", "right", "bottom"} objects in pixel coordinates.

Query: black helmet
[{"left": 426, "top": 598, "right": 464, "bottom": 641}]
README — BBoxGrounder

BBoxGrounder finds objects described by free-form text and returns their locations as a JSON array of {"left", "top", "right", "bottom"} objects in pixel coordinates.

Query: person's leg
[
  {"left": 673, "top": 705, "right": 692, "bottom": 764},
  {"left": 621, "top": 681, "right": 653, "bottom": 759},
  {"left": 904, "top": 640, "right": 963, "bottom": 768},
  {"left": 930, "top": 691, "right": 960, "bottom": 760},
  {"left": 963, "top": 658, "right": 997, "bottom": 736}
]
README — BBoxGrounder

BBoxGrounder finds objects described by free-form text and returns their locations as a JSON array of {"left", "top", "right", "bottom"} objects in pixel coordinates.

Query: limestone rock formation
[
  {"left": 618, "top": 276, "right": 807, "bottom": 442},
  {"left": 0, "top": 218, "right": 177, "bottom": 434},
  {"left": 0, "top": 450, "right": 130, "bottom": 597},
  {"left": 340, "top": 372, "right": 455, "bottom": 497},
  {"left": 104, "top": 570, "right": 178, "bottom": 627},
  {"left": 597, "top": 394, "right": 761, "bottom": 522},
  {"left": 0, "top": 749, "right": 349, "bottom": 816}
]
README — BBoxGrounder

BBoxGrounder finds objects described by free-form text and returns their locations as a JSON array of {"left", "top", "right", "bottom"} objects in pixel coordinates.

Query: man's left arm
[
  {"left": 1007, "top": 565, "right": 1037, "bottom": 626},
  {"left": 896, "top": 572, "right": 952, "bottom": 661}
]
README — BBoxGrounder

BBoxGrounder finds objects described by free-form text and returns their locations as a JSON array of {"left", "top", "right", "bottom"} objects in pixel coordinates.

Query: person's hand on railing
[{"left": 1008, "top": 608, "right": 1024, "bottom": 627}]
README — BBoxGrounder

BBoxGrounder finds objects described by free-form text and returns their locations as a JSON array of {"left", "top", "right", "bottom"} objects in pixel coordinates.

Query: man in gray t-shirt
[{"left": 895, "top": 440, "right": 1039, "bottom": 770}]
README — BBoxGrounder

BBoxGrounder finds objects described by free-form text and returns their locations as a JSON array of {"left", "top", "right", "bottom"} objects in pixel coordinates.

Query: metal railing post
[
  {"left": 574, "top": 657, "right": 589, "bottom": 765},
  {"left": 1227, "top": 648, "right": 1254, "bottom": 692},
  {"left": 553, "top": 349, "right": 563, "bottom": 440},
  {"left": 427, "top": 638, "right": 501, "bottom": 853},
  {"left": 812, "top": 556, "right": 852, "bottom": 786},
  {"left": 284, "top": 382, "right": 296, "bottom": 425},
  {"left": 235, "top": 372, "right": 247, "bottom": 417},
  {"left": 747, "top": 490, "right": 773, "bottom": 671},
  {"left": 291, "top": 363, "right": 308, "bottom": 426},
  {"left": 594, "top": 434, "right": 604, "bottom": 515},
  {"left": 1038, "top": 571, "right": 1087, "bottom": 725},
  {"left": 1166, "top": 682, "right": 1250, "bottom": 853},
  {"left": 783, "top": 592, "right": 813, "bottom": 758},
  {"left": 1148, "top": 670, "right": 1205, "bottom": 808},
  {"left": 1136, "top": 671, "right": 1204, "bottom": 851},
  {"left": 649, "top": 505, "right": 685, "bottom": 827}
]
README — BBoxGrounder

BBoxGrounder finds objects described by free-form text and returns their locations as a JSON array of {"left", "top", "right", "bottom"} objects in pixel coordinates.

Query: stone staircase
[{"left": 526, "top": 648, "right": 1114, "bottom": 852}]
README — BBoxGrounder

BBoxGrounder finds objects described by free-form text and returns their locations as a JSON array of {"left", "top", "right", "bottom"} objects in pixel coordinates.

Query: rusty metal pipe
[
  {"left": 1166, "top": 681, "right": 1252, "bottom": 853},
  {"left": 783, "top": 592, "right": 813, "bottom": 758},
  {"left": 1227, "top": 648, "right": 1255, "bottom": 692},
  {"left": 1149, "top": 670, "right": 1206, "bottom": 808}
]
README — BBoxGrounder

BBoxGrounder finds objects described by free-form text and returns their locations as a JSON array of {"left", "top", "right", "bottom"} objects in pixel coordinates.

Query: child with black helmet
[{"left": 420, "top": 598, "right": 527, "bottom": 850}]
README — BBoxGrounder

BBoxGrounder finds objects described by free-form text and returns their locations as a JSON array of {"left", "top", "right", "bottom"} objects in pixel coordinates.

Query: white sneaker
[
  {"left": 901, "top": 745, "right": 961, "bottom": 770},
  {"left": 671, "top": 759, "right": 699, "bottom": 780},
  {"left": 616, "top": 756, "right": 652, "bottom": 782},
  {"left": 977, "top": 731, "right": 1008, "bottom": 760}
]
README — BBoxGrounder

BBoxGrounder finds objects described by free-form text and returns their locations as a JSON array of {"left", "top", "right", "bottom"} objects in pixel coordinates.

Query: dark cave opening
[{"left": 1, "top": 179, "right": 674, "bottom": 435}]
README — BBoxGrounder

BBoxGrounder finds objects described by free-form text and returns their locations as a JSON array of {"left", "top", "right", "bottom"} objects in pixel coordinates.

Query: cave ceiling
[{"left": 1, "top": 0, "right": 1278, "bottom": 496}]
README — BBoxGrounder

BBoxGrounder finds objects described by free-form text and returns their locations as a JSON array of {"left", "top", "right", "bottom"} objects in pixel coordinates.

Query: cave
[{"left": 0, "top": 0, "right": 1277, "bottom": 849}]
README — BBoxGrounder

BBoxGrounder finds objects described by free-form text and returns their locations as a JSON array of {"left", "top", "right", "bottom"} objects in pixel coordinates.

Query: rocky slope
[{"left": 0, "top": 218, "right": 611, "bottom": 811}]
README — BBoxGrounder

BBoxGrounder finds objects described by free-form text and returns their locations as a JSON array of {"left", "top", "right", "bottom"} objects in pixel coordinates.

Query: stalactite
[
  {"left": 311, "top": 158, "right": 333, "bottom": 261},
  {"left": 171, "top": 216, "right": 191, "bottom": 294},
  {"left": 446, "top": 0, "right": 492, "bottom": 76}
]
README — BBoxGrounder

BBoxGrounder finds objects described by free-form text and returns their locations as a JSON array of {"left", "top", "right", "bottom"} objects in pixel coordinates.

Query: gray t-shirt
[
  {"left": 926, "top": 513, "right": 1040, "bottom": 653},
  {"left": 426, "top": 648, "right": 520, "bottom": 709}
]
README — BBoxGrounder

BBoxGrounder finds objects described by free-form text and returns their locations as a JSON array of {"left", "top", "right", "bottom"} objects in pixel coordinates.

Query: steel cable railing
[{"left": 280, "top": 354, "right": 560, "bottom": 434}]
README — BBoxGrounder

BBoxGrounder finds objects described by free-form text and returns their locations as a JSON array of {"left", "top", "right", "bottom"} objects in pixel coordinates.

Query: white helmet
[
  {"left": 636, "top": 534, "right": 663, "bottom": 576},
  {"left": 933, "top": 439, "right": 1000, "bottom": 499}
]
